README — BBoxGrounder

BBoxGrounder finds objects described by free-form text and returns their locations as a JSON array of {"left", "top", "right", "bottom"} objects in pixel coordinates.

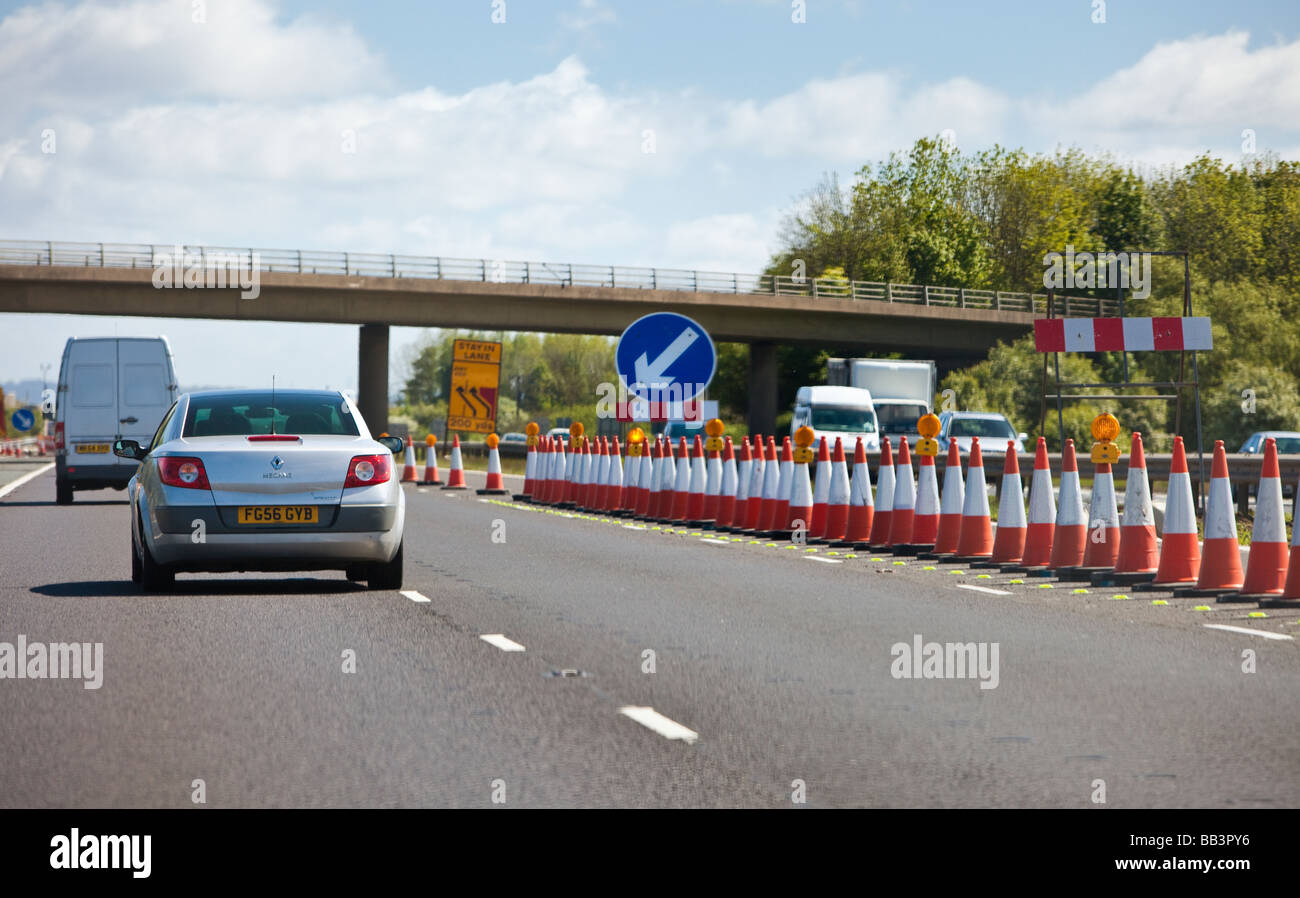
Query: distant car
[
  {"left": 936, "top": 411, "right": 1027, "bottom": 455},
  {"left": 546, "top": 427, "right": 572, "bottom": 441},
  {"left": 1238, "top": 432, "right": 1300, "bottom": 455},
  {"left": 501, "top": 432, "right": 527, "bottom": 443},
  {"left": 114, "top": 389, "right": 406, "bottom": 592}
]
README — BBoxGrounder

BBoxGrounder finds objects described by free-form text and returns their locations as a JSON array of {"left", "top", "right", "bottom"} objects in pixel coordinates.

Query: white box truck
[
  {"left": 54, "top": 337, "right": 178, "bottom": 504},
  {"left": 826, "top": 358, "right": 936, "bottom": 438}
]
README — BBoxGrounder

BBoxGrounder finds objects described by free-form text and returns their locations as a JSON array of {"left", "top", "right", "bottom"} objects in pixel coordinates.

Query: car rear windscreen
[
  {"left": 184, "top": 392, "right": 360, "bottom": 437},
  {"left": 949, "top": 418, "right": 1015, "bottom": 438}
]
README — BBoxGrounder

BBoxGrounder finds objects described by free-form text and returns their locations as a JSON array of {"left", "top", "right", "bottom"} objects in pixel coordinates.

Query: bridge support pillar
[
  {"left": 358, "top": 324, "right": 389, "bottom": 437},
  {"left": 747, "top": 341, "right": 778, "bottom": 438}
]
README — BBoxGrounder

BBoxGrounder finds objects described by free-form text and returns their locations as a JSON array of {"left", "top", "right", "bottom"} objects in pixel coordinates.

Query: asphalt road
[{"left": 1, "top": 465, "right": 1297, "bottom": 808}]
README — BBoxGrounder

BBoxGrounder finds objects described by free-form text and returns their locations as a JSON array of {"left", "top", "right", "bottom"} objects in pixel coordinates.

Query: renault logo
[{"left": 270, "top": 456, "right": 284, "bottom": 470}]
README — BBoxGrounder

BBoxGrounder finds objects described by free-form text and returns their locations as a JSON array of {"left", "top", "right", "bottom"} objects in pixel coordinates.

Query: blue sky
[{"left": 2, "top": 0, "right": 1298, "bottom": 394}]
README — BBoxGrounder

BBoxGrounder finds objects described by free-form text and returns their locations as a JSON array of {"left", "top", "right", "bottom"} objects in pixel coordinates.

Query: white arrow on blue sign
[
  {"left": 615, "top": 312, "right": 716, "bottom": 403},
  {"left": 11, "top": 408, "right": 35, "bottom": 432}
]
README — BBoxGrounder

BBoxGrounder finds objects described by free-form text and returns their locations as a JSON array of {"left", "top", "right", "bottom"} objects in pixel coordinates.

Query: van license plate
[
  {"left": 76, "top": 443, "right": 110, "bottom": 454},
  {"left": 237, "top": 506, "right": 319, "bottom": 524}
]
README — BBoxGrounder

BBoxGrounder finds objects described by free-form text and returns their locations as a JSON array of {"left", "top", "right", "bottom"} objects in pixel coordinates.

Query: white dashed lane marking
[
  {"left": 479, "top": 634, "right": 526, "bottom": 652},
  {"left": 618, "top": 706, "right": 699, "bottom": 744},
  {"left": 401, "top": 590, "right": 430, "bottom": 603},
  {"left": 1203, "top": 624, "right": 1293, "bottom": 641},
  {"left": 0, "top": 463, "right": 54, "bottom": 501},
  {"left": 956, "top": 583, "right": 1012, "bottom": 596}
]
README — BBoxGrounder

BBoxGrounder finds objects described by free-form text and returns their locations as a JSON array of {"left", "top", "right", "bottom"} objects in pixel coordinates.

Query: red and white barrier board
[{"left": 1034, "top": 317, "right": 1212, "bottom": 353}]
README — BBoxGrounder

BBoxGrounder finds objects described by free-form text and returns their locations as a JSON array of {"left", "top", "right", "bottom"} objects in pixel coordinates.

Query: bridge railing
[{"left": 0, "top": 239, "right": 1119, "bottom": 315}]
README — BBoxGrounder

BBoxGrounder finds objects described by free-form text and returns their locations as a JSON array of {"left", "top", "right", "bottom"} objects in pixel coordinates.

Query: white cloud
[{"left": 560, "top": 0, "right": 617, "bottom": 32}]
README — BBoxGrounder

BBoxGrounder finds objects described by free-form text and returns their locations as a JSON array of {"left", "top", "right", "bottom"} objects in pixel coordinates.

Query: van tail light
[
  {"left": 158, "top": 456, "right": 211, "bottom": 490},
  {"left": 345, "top": 454, "right": 391, "bottom": 489},
  {"left": 55, "top": 422, "right": 65, "bottom": 450}
]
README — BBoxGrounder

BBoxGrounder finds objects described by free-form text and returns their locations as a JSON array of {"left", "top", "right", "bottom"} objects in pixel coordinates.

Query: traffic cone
[
  {"left": 592, "top": 437, "right": 609, "bottom": 511},
  {"left": 423, "top": 436, "right": 443, "bottom": 485},
  {"left": 1060, "top": 456, "right": 1120, "bottom": 580},
  {"left": 1232, "top": 438, "right": 1290, "bottom": 601},
  {"left": 743, "top": 436, "right": 771, "bottom": 533},
  {"left": 1049, "top": 439, "right": 1085, "bottom": 570},
  {"left": 516, "top": 438, "right": 536, "bottom": 501},
  {"left": 477, "top": 435, "right": 510, "bottom": 495},
  {"left": 563, "top": 437, "right": 580, "bottom": 507},
  {"left": 715, "top": 437, "right": 737, "bottom": 529},
  {"left": 784, "top": 441, "right": 814, "bottom": 539},
  {"left": 1101, "top": 432, "right": 1158, "bottom": 584},
  {"left": 756, "top": 437, "right": 783, "bottom": 534},
  {"left": 534, "top": 437, "right": 551, "bottom": 504},
  {"left": 401, "top": 435, "right": 418, "bottom": 482},
  {"left": 621, "top": 438, "right": 640, "bottom": 515},
  {"left": 670, "top": 437, "right": 691, "bottom": 523},
  {"left": 633, "top": 438, "right": 654, "bottom": 519},
  {"left": 583, "top": 439, "right": 600, "bottom": 511},
  {"left": 823, "top": 438, "right": 851, "bottom": 544},
  {"left": 1015, "top": 437, "right": 1056, "bottom": 571},
  {"left": 607, "top": 436, "right": 625, "bottom": 513},
  {"left": 888, "top": 436, "right": 916, "bottom": 549},
  {"left": 986, "top": 441, "right": 1026, "bottom": 566},
  {"left": 686, "top": 435, "right": 708, "bottom": 525},
  {"left": 442, "top": 434, "right": 468, "bottom": 490},
  {"left": 1148, "top": 437, "right": 1200, "bottom": 587},
  {"left": 868, "top": 438, "right": 895, "bottom": 548},
  {"left": 906, "top": 445, "right": 940, "bottom": 553},
  {"left": 1260, "top": 472, "right": 1300, "bottom": 608},
  {"left": 722, "top": 436, "right": 750, "bottom": 532},
  {"left": 809, "top": 437, "right": 831, "bottom": 542},
  {"left": 1175, "top": 441, "right": 1244, "bottom": 598},
  {"left": 927, "top": 441, "right": 964, "bottom": 558},
  {"left": 839, "top": 437, "right": 874, "bottom": 549},
  {"left": 654, "top": 437, "right": 675, "bottom": 521},
  {"left": 954, "top": 437, "right": 994, "bottom": 561},
  {"left": 765, "top": 437, "right": 794, "bottom": 537}
]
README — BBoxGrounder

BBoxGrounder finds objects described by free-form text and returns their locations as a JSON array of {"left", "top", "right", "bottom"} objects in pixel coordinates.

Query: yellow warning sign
[{"left": 448, "top": 339, "right": 501, "bottom": 434}]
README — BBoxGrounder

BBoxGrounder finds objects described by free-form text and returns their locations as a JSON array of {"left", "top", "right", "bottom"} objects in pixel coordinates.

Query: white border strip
[
  {"left": 1203, "top": 624, "right": 1293, "bottom": 641},
  {"left": 0, "top": 462, "right": 54, "bottom": 501},
  {"left": 956, "top": 583, "right": 1012, "bottom": 596},
  {"left": 480, "top": 633, "right": 526, "bottom": 652},
  {"left": 618, "top": 706, "right": 699, "bottom": 744}
]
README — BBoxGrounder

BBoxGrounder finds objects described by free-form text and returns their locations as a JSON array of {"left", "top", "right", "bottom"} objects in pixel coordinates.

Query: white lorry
[
  {"left": 54, "top": 337, "right": 178, "bottom": 504},
  {"left": 790, "top": 385, "right": 879, "bottom": 452},
  {"left": 826, "top": 358, "right": 936, "bottom": 438}
]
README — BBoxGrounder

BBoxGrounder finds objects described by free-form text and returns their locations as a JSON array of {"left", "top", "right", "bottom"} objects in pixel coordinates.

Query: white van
[
  {"left": 54, "top": 337, "right": 178, "bottom": 504},
  {"left": 791, "top": 385, "right": 880, "bottom": 453}
]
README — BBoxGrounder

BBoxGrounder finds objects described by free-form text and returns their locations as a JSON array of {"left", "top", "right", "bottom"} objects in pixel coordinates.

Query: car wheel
[
  {"left": 367, "top": 541, "right": 403, "bottom": 590},
  {"left": 137, "top": 511, "right": 174, "bottom": 593},
  {"left": 131, "top": 533, "right": 143, "bottom": 584},
  {"left": 56, "top": 476, "right": 73, "bottom": 505}
]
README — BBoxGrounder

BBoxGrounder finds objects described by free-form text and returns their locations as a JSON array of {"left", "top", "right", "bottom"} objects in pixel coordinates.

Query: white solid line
[
  {"left": 619, "top": 706, "right": 699, "bottom": 744},
  {"left": 804, "top": 555, "right": 842, "bottom": 564},
  {"left": 400, "top": 590, "right": 430, "bottom": 603},
  {"left": 0, "top": 462, "right": 54, "bottom": 501},
  {"left": 480, "top": 633, "right": 526, "bottom": 652},
  {"left": 956, "top": 583, "right": 1012, "bottom": 596},
  {"left": 699, "top": 537, "right": 732, "bottom": 545},
  {"left": 1203, "top": 624, "right": 1293, "bottom": 641}
]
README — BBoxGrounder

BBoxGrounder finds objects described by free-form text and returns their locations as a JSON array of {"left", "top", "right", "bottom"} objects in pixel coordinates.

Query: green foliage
[{"left": 1201, "top": 360, "right": 1300, "bottom": 451}]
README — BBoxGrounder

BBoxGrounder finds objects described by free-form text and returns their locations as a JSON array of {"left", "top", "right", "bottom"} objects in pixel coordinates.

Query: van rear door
[
  {"left": 63, "top": 340, "right": 120, "bottom": 470},
  {"left": 118, "top": 339, "right": 175, "bottom": 449}
]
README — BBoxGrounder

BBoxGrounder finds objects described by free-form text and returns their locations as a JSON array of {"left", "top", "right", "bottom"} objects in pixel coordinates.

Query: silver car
[{"left": 114, "top": 389, "right": 405, "bottom": 592}]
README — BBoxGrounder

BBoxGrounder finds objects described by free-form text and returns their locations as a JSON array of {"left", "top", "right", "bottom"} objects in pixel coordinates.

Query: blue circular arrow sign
[
  {"left": 11, "top": 408, "right": 35, "bottom": 432},
  {"left": 615, "top": 312, "right": 716, "bottom": 403}
]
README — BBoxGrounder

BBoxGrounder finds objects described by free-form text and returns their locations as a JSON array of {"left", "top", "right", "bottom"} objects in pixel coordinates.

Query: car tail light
[
  {"left": 159, "top": 456, "right": 211, "bottom": 490},
  {"left": 248, "top": 435, "right": 300, "bottom": 442},
  {"left": 345, "top": 454, "right": 391, "bottom": 488},
  {"left": 55, "top": 422, "right": 65, "bottom": 450}
]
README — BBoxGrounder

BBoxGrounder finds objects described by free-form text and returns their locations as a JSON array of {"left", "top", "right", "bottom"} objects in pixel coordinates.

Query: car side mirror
[
  {"left": 113, "top": 439, "right": 146, "bottom": 461},
  {"left": 377, "top": 436, "right": 405, "bottom": 455}
]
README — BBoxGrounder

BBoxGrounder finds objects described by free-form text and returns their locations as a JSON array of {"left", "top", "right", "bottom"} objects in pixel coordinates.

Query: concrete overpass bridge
[{"left": 0, "top": 240, "right": 1118, "bottom": 435}]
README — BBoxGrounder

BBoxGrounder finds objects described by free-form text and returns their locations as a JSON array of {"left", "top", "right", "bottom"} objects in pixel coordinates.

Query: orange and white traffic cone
[
  {"left": 630, "top": 437, "right": 650, "bottom": 518},
  {"left": 1149, "top": 436, "right": 1200, "bottom": 588},
  {"left": 591, "top": 437, "right": 608, "bottom": 511},
  {"left": 517, "top": 437, "right": 536, "bottom": 501},
  {"left": 1101, "top": 432, "right": 1159, "bottom": 584},
  {"left": 563, "top": 438, "right": 581, "bottom": 507},
  {"left": 442, "top": 434, "right": 468, "bottom": 490},
  {"left": 607, "top": 436, "right": 625, "bottom": 514},
  {"left": 907, "top": 444, "right": 940, "bottom": 553},
  {"left": 838, "top": 437, "right": 874, "bottom": 549},
  {"left": 868, "top": 438, "right": 895, "bottom": 549},
  {"left": 583, "top": 438, "right": 600, "bottom": 511},
  {"left": 1175, "top": 441, "right": 1244, "bottom": 598},
  {"left": 550, "top": 437, "right": 566, "bottom": 505},
  {"left": 822, "top": 438, "right": 851, "bottom": 544},
  {"left": 401, "top": 435, "right": 418, "bottom": 482},
  {"left": 670, "top": 437, "right": 691, "bottom": 523},
  {"left": 784, "top": 439, "right": 814, "bottom": 540},
  {"left": 755, "top": 436, "right": 783, "bottom": 534},
  {"left": 477, "top": 434, "right": 510, "bottom": 495},
  {"left": 765, "top": 437, "right": 794, "bottom": 537},
  {"left": 720, "top": 436, "right": 748, "bottom": 532},
  {"left": 423, "top": 435, "right": 443, "bottom": 485},
  {"left": 1061, "top": 456, "right": 1120, "bottom": 580},
  {"left": 1232, "top": 438, "right": 1290, "bottom": 602},
  {"left": 888, "top": 436, "right": 916, "bottom": 550},
  {"left": 714, "top": 436, "right": 736, "bottom": 529},
  {"left": 954, "top": 437, "right": 994, "bottom": 562},
  {"left": 1049, "top": 439, "right": 1085, "bottom": 571},
  {"left": 1015, "top": 437, "right": 1056, "bottom": 571},
  {"left": 739, "top": 435, "right": 767, "bottom": 533},
  {"left": 654, "top": 437, "right": 675, "bottom": 521},
  {"left": 987, "top": 441, "right": 1026, "bottom": 566},
  {"left": 927, "top": 441, "right": 964, "bottom": 558},
  {"left": 1260, "top": 471, "right": 1300, "bottom": 608},
  {"left": 686, "top": 435, "right": 708, "bottom": 525},
  {"left": 809, "top": 437, "right": 831, "bottom": 542}
]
